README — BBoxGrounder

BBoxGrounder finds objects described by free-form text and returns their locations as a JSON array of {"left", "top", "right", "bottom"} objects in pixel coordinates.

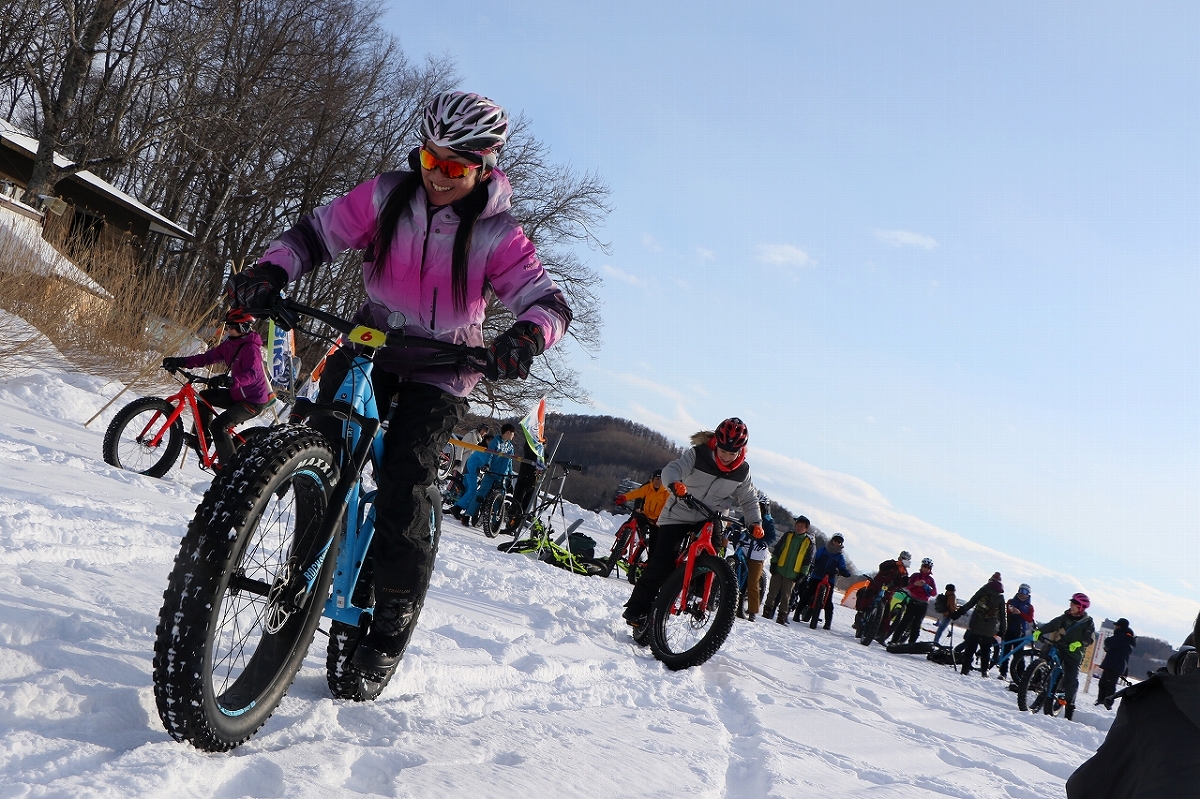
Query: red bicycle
[
  {"left": 601, "top": 501, "right": 651, "bottom": 582},
  {"left": 102, "top": 368, "right": 263, "bottom": 476},
  {"left": 643, "top": 493, "right": 738, "bottom": 670},
  {"left": 801, "top": 574, "right": 835, "bottom": 629}
]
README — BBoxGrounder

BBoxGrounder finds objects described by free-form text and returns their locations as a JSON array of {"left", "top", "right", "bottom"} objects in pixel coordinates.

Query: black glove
[
  {"left": 950, "top": 610, "right": 964, "bottom": 620},
  {"left": 210, "top": 374, "right": 232, "bottom": 388},
  {"left": 162, "top": 357, "right": 185, "bottom": 372},
  {"left": 225, "top": 263, "right": 288, "bottom": 312},
  {"left": 485, "top": 321, "right": 545, "bottom": 380}
]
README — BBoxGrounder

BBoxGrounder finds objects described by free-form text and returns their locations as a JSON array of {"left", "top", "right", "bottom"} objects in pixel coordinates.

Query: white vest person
[{"left": 622, "top": 418, "right": 763, "bottom": 642}]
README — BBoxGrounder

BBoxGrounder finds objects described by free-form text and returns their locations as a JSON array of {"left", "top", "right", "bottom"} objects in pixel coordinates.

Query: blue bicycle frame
[{"left": 320, "top": 353, "right": 391, "bottom": 627}]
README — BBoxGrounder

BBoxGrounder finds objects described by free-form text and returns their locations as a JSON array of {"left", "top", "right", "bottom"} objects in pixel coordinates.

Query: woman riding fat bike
[{"left": 224, "top": 90, "right": 572, "bottom": 678}]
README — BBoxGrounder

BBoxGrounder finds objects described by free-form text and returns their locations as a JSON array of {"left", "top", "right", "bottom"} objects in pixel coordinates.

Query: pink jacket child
[
  {"left": 163, "top": 316, "right": 271, "bottom": 469},
  {"left": 177, "top": 331, "right": 272, "bottom": 405}
]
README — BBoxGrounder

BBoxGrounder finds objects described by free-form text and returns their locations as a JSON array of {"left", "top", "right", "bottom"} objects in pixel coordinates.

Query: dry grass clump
[{"left": 0, "top": 216, "right": 216, "bottom": 389}]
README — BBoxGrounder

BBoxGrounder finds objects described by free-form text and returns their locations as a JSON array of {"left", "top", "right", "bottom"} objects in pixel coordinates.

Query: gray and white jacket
[{"left": 658, "top": 439, "right": 762, "bottom": 528}]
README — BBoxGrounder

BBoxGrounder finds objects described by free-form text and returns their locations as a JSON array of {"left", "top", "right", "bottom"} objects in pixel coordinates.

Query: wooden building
[{"left": 0, "top": 119, "right": 193, "bottom": 252}]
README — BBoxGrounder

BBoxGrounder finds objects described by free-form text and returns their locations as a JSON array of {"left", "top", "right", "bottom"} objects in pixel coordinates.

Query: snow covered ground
[{"left": 0, "top": 364, "right": 1111, "bottom": 798}]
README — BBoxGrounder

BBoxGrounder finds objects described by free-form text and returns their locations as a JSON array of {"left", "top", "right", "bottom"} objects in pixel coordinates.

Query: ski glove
[
  {"left": 1068, "top": 641, "right": 1083, "bottom": 653},
  {"left": 671, "top": 481, "right": 688, "bottom": 497},
  {"left": 485, "top": 321, "right": 545, "bottom": 380},
  {"left": 225, "top": 263, "right": 288, "bottom": 312},
  {"left": 210, "top": 374, "right": 232, "bottom": 388},
  {"left": 162, "top": 357, "right": 185, "bottom": 371},
  {"left": 950, "top": 610, "right": 964, "bottom": 620},
  {"left": 750, "top": 524, "right": 764, "bottom": 539},
  {"left": 614, "top": 494, "right": 627, "bottom": 505}
]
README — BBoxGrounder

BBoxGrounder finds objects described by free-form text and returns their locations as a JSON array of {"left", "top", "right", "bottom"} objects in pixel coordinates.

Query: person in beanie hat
[
  {"left": 952, "top": 573, "right": 1005, "bottom": 676},
  {"left": 1096, "top": 618, "right": 1137, "bottom": 710}
]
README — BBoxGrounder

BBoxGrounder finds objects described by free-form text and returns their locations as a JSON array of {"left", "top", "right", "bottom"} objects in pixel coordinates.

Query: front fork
[{"left": 671, "top": 521, "right": 719, "bottom": 615}]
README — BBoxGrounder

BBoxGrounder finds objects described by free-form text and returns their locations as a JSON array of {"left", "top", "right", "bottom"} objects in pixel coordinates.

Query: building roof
[{"left": 0, "top": 119, "right": 193, "bottom": 241}]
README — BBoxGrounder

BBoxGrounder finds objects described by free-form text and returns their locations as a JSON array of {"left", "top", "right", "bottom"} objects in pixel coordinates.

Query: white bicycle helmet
[{"left": 421, "top": 91, "right": 509, "bottom": 168}]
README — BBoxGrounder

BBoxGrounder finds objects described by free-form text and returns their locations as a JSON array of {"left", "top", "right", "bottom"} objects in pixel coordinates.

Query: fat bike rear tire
[
  {"left": 648, "top": 554, "right": 737, "bottom": 671},
  {"left": 103, "top": 397, "right": 183, "bottom": 477},
  {"left": 152, "top": 425, "right": 338, "bottom": 751},
  {"left": 326, "top": 488, "right": 444, "bottom": 701}
]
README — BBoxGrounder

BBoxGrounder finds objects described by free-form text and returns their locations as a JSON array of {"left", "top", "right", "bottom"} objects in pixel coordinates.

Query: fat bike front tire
[
  {"left": 152, "top": 425, "right": 338, "bottom": 751},
  {"left": 648, "top": 554, "right": 737, "bottom": 671},
  {"left": 479, "top": 488, "right": 509, "bottom": 539},
  {"left": 103, "top": 397, "right": 183, "bottom": 477},
  {"left": 326, "top": 487, "right": 444, "bottom": 701},
  {"left": 859, "top": 603, "right": 884, "bottom": 646},
  {"left": 1017, "top": 659, "right": 1052, "bottom": 713}
]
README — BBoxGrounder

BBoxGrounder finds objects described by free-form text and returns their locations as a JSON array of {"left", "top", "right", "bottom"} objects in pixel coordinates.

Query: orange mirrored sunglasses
[{"left": 418, "top": 147, "right": 482, "bottom": 179}]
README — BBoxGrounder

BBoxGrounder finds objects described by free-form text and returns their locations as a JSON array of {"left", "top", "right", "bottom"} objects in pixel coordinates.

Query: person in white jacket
[{"left": 622, "top": 418, "right": 762, "bottom": 640}]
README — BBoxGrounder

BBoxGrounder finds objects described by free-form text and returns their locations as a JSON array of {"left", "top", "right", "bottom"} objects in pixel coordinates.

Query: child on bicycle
[
  {"left": 621, "top": 418, "right": 763, "bottom": 641},
  {"left": 224, "top": 91, "right": 573, "bottom": 677},
  {"left": 161, "top": 308, "right": 271, "bottom": 469},
  {"left": 1035, "top": 592, "right": 1096, "bottom": 719}
]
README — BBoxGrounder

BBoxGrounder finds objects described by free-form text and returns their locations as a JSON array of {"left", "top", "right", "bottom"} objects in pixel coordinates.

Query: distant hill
[{"left": 544, "top": 413, "right": 683, "bottom": 511}]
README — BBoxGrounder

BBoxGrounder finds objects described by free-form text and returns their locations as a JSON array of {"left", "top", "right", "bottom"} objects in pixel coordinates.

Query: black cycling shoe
[
  {"left": 626, "top": 614, "right": 651, "bottom": 646},
  {"left": 352, "top": 598, "right": 416, "bottom": 677}
]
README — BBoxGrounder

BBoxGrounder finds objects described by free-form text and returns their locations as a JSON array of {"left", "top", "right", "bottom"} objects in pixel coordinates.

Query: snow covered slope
[{"left": 0, "top": 367, "right": 1109, "bottom": 798}]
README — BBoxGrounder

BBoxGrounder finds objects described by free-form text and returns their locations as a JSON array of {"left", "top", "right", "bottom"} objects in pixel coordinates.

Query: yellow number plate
[{"left": 347, "top": 325, "right": 387, "bottom": 348}]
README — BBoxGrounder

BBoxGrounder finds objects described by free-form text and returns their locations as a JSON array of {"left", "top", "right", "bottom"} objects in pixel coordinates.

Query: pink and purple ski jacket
[{"left": 259, "top": 169, "right": 571, "bottom": 397}]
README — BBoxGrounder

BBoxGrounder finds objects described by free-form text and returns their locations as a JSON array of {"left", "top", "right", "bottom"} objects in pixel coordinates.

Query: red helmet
[
  {"left": 715, "top": 417, "right": 748, "bottom": 451},
  {"left": 1070, "top": 592, "right": 1091, "bottom": 610},
  {"left": 225, "top": 308, "right": 255, "bottom": 334}
]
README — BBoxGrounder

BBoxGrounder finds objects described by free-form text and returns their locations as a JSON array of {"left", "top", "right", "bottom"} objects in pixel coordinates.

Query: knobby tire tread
[
  {"left": 152, "top": 425, "right": 338, "bottom": 751},
  {"left": 649, "top": 553, "right": 737, "bottom": 671}
]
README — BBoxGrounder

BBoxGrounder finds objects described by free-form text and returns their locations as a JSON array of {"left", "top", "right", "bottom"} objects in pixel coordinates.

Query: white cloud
[
  {"left": 695, "top": 247, "right": 715, "bottom": 261},
  {"left": 641, "top": 233, "right": 663, "bottom": 252},
  {"left": 875, "top": 229, "right": 938, "bottom": 250},
  {"left": 756, "top": 244, "right": 815, "bottom": 268},
  {"left": 601, "top": 264, "right": 643, "bottom": 286}
]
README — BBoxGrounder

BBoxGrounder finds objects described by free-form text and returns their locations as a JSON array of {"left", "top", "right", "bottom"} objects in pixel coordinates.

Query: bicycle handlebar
[
  {"left": 678, "top": 493, "right": 740, "bottom": 525},
  {"left": 258, "top": 296, "right": 489, "bottom": 368},
  {"left": 166, "top": 367, "right": 227, "bottom": 387}
]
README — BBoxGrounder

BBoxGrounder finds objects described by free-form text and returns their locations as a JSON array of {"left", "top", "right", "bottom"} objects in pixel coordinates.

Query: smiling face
[
  {"left": 715, "top": 447, "right": 740, "bottom": 466},
  {"left": 421, "top": 141, "right": 486, "bottom": 205}
]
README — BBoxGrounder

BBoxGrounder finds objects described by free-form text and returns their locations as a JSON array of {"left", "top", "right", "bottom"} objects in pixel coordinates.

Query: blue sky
[{"left": 385, "top": 2, "right": 1200, "bottom": 643}]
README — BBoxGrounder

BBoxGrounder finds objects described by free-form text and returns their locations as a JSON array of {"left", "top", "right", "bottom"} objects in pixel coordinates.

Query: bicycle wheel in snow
[
  {"left": 103, "top": 396, "right": 183, "bottom": 477},
  {"left": 152, "top": 425, "right": 338, "bottom": 751},
  {"left": 648, "top": 554, "right": 737, "bottom": 670}
]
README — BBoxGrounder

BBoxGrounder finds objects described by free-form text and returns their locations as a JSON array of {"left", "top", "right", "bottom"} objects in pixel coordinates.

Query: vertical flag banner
[
  {"left": 520, "top": 396, "right": 547, "bottom": 465},
  {"left": 267, "top": 320, "right": 296, "bottom": 393}
]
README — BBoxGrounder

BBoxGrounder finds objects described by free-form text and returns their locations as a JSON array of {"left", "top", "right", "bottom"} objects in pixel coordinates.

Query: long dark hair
[{"left": 370, "top": 167, "right": 491, "bottom": 313}]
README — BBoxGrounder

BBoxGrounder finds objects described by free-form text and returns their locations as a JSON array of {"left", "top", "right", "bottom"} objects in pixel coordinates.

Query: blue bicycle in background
[
  {"left": 1016, "top": 638, "right": 1071, "bottom": 717},
  {"left": 152, "top": 298, "right": 486, "bottom": 752}
]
